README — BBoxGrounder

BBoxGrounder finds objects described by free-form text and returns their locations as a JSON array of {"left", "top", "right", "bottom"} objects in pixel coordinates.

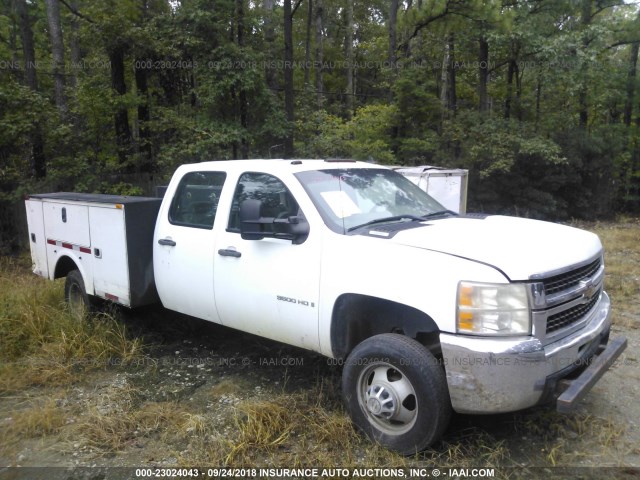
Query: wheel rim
[
  {"left": 68, "top": 282, "right": 86, "bottom": 318},
  {"left": 357, "top": 362, "right": 418, "bottom": 436}
]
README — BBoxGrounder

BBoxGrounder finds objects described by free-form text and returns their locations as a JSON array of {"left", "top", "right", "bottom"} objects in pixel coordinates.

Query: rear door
[{"left": 154, "top": 171, "right": 227, "bottom": 322}]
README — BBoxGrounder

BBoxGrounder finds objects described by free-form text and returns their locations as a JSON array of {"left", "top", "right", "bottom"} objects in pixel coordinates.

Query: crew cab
[{"left": 25, "top": 159, "right": 627, "bottom": 454}]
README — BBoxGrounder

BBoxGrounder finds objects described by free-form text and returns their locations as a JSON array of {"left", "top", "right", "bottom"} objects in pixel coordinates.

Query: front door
[{"left": 213, "top": 172, "right": 321, "bottom": 351}]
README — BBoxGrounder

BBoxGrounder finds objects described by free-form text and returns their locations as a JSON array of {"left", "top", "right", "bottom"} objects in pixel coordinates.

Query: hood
[{"left": 388, "top": 216, "right": 602, "bottom": 281}]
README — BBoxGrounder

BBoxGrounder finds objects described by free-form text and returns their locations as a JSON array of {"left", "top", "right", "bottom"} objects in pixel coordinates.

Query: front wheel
[{"left": 342, "top": 333, "right": 451, "bottom": 455}]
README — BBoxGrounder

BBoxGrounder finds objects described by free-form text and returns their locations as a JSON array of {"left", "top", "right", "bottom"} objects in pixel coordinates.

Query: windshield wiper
[
  {"left": 421, "top": 210, "right": 458, "bottom": 219},
  {"left": 347, "top": 215, "right": 425, "bottom": 232}
]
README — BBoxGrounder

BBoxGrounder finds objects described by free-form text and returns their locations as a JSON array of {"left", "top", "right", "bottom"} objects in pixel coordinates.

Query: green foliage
[
  {"left": 295, "top": 109, "right": 348, "bottom": 159},
  {"left": 441, "top": 112, "right": 572, "bottom": 218},
  {"left": 345, "top": 104, "right": 397, "bottom": 164},
  {"left": 1, "top": 0, "right": 639, "bottom": 239}
]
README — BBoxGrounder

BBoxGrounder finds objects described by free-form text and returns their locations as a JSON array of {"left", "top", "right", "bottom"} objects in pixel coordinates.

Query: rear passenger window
[{"left": 169, "top": 172, "right": 226, "bottom": 229}]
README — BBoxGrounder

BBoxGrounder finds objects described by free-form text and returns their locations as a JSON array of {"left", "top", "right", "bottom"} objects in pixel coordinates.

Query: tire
[
  {"left": 342, "top": 333, "right": 451, "bottom": 455},
  {"left": 64, "top": 269, "right": 91, "bottom": 319}
]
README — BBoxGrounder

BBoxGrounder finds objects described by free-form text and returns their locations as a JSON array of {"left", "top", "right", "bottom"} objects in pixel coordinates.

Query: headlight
[{"left": 457, "top": 281, "right": 531, "bottom": 336}]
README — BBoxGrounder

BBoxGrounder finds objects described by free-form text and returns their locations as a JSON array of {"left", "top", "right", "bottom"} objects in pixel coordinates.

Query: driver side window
[{"left": 228, "top": 172, "right": 301, "bottom": 233}]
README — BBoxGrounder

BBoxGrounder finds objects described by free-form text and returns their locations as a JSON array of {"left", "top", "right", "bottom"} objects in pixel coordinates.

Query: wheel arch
[
  {"left": 330, "top": 293, "right": 441, "bottom": 360},
  {"left": 53, "top": 255, "right": 80, "bottom": 279}
]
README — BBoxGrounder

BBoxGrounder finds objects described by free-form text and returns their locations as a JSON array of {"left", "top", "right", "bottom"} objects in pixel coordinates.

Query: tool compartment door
[
  {"left": 89, "top": 206, "right": 131, "bottom": 306},
  {"left": 42, "top": 201, "right": 91, "bottom": 247},
  {"left": 25, "top": 199, "right": 49, "bottom": 278}
]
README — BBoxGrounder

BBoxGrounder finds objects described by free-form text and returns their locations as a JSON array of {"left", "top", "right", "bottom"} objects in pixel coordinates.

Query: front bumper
[{"left": 440, "top": 291, "right": 625, "bottom": 414}]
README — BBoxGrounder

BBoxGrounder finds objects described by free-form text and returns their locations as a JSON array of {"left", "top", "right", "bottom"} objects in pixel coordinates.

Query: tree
[
  {"left": 45, "top": 0, "right": 66, "bottom": 114},
  {"left": 314, "top": 0, "right": 324, "bottom": 107},
  {"left": 15, "top": 0, "right": 45, "bottom": 178},
  {"left": 283, "top": 0, "right": 302, "bottom": 158},
  {"left": 345, "top": 0, "right": 354, "bottom": 118}
]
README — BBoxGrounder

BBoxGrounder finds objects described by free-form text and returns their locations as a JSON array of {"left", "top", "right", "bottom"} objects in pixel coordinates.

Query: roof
[
  {"left": 175, "top": 159, "right": 388, "bottom": 175},
  {"left": 27, "top": 192, "right": 162, "bottom": 204}
]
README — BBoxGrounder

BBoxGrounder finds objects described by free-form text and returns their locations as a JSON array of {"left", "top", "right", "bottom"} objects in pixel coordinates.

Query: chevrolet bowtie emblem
[{"left": 579, "top": 278, "right": 599, "bottom": 303}]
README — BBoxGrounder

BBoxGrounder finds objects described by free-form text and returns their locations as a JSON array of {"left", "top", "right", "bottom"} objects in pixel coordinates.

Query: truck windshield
[{"left": 295, "top": 168, "right": 448, "bottom": 234}]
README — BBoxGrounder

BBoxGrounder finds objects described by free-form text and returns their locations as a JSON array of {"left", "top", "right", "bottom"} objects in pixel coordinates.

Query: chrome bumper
[{"left": 441, "top": 291, "right": 619, "bottom": 414}]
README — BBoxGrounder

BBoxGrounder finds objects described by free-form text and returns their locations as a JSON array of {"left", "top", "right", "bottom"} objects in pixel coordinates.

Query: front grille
[
  {"left": 546, "top": 290, "right": 601, "bottom": 334},
  {"left": 543, "top": 257, "right": 602, "bottom": 296}
]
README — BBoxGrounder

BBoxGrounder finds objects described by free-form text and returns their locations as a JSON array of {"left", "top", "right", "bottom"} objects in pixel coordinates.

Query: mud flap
[{"left": 556, "top": 336, "right": 627, "bottom": 413}]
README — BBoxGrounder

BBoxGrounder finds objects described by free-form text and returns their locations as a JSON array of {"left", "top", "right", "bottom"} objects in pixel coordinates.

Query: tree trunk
[
  {"left": 135, "top": 64, "right": 152, "bottom": 171},
  {"left": 388, "top": 0, "right": 399, "bottom": 67},
  {"left": 388, "top": 0, "right": 399, "bottom": 104},
  {"left": 440, "top": 33, "right": 456, "bottom": 114},
  {"left": 314, "top": 0, "right": 324, "bottom": 107},
  {"left": 304, "top": 0, "right": 313, "bottom": 86},
  {"left": 505, "top": 39, "right": 521, "bottom": 120},
  {"left": 478, "top": 35, "right": 489, "bottom": 114},
  {"left": 16, "top": 0, "right": 45, "bottom": 178},
  {"left": 624, "top": 41, "right": 639, "bottom": 127},
  {"left": 535, "top": 75, "right": 542, "bottom": 132},
  {"left": 283, "top": 0, "right": 295, "bottom": 158},
  {"left": 345, "top": 0, "right": 354, "bottom": 118},
  {"left": 69, "top": 1, "right": 82, "bottom": 89},
  {"left": 505, "top": 59, "right": 516, "bottom": 119},
  {"left": 578, "top": 0, "right": 592, "bottom": 129},
  {"left": 45, "top": 0, "right": 67, "bottom": 114},
  {"left": 264, "top": 0, "right": 277, "bottom": 91},
  {"left": 16, "top": 0, "right": 37, "bottom": 91},
  {"left": 237, "top": 0, "right": 249, "bottom": 159},
  {"left": 109, "top": 45, "right": 132, "bottom": 168}
]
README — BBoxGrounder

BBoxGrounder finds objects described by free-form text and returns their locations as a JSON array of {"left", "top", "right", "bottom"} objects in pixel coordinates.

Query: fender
[
  {"left": 52, "top": 254, "right": 94, "bottom": 296},
  {"left": 330, "top": 293, "right": 441, "bottom": 360}
]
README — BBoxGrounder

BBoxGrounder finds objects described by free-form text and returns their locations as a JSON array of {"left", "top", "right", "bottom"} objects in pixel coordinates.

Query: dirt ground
[{"left": 1, "top": 221, "right": 639, "bottom": 479}]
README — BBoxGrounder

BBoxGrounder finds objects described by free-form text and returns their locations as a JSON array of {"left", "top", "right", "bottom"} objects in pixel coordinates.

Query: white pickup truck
[{"left": 25, "top": 159, "right": 627, "bottom": 454}]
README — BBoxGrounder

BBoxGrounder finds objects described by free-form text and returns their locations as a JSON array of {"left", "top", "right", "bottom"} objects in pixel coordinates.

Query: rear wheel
[
  {"left": 64, "top": 269, "right": 91, "bottom": 319},
  {"left": 342, "top": 333, "right": 451, "bottom": 455}
]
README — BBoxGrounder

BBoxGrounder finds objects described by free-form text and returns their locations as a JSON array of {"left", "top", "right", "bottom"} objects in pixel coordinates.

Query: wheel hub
[{"left": 365, "top": 384, "right": 397, "bottom": 419}]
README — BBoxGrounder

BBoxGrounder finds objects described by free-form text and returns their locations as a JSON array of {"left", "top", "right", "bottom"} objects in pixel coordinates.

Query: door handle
[
  {"left": 218, "top": 248, "right": 241, "bottom": 258},
  {"left": 158, "top": 238, "right": 176, "bottom": 246}
]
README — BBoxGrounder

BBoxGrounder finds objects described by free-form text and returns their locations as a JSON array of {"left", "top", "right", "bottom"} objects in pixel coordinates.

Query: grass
[
  {"left": 3, "top": 397, "right": 67, "bottom": 439},
  {"left": 581, "top": 218, "right": 640, "bottom": 330},
  {"left": 0, "top": 256, "right": 144, "bottom": 392}
]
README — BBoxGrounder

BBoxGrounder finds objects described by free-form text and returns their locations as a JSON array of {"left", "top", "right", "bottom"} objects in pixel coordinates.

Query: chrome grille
[
  {"left": 546, "top": 290, "right": 601, "bottom": 334},
  {"left": 543, "top": 257, "right": 602, "bottom": 296}
]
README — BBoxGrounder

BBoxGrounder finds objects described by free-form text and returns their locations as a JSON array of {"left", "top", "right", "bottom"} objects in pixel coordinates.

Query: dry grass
[
  {"left": 76, "top": 401, "right": 187, "bottom": 452},
  {"left": 590, "top": 221, "right": 640, "bottom": 299},
  {"left": 197, "top": 385, "right": 395, "bottom": 468},
  {"left": 577, "top": 218, "right": 640, "bottom": 330},
  {"left": 0, "top": 256, "right": 144, "bottom": 392},
  {"left": 0, "top": 395, "right": 69, "bottom": 458},
  {"left": 3, "top": 397, "right": 67, "bottom": 439}
]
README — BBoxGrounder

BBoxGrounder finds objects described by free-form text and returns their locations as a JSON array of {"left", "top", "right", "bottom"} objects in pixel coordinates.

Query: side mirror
[
  {"left": 239, "top": 199, "right": 265, "bottom": 240},
  {"left": 285, "top": 215, "right": 310, "bottom": 244},
  {"left": 239, "top": 199, "right": 310, "bottom": 244}
]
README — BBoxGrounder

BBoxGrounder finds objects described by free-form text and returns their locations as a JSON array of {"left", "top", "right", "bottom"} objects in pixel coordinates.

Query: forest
[{"left": 1, "top": 0, "right": 639, "bottom": 251}]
